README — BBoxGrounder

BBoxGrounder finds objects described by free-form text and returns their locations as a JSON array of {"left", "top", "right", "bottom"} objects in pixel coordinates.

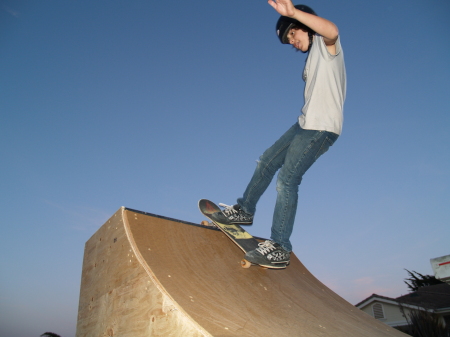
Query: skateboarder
[{"left": 218, "top": 0, "right": 346, "bottom": 267}]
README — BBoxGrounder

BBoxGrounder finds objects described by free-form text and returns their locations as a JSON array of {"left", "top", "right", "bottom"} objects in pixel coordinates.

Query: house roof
[
  {"left": 355, "top": 293, "right": 398, "bottom": 308},
  {"left": 355, "top": 283, "right": 450, "bottom": 311},
  {"left": 396, "top": 283, "right": 450, "bottom": 310}
]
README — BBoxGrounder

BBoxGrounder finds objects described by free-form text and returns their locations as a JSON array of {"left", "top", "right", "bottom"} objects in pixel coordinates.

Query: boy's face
[{"left": 287, "top": 28, "right": 310, "bottom": 52}]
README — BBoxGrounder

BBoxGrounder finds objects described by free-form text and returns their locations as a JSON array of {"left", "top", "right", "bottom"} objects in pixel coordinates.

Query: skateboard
[{"left": 198, "top": 199, "right": 287, "bottom": 269}]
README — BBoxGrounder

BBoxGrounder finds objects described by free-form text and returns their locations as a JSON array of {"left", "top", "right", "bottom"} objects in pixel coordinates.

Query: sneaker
[
  {"left": 219, "top": 203, "right": 254, "bottom": 225},
  {"left": 244, "top": 240, "right": 290, "bottom": 266}
]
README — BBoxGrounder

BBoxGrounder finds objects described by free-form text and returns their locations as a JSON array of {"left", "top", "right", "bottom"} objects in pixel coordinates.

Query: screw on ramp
[{"left": 76, "top": 207, "right": 407, "bottom": 336}]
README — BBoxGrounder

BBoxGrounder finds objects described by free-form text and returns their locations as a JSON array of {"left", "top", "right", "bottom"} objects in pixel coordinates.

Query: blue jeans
[{"left": 237, "top": 123, "right": 338, "bottom": 252}]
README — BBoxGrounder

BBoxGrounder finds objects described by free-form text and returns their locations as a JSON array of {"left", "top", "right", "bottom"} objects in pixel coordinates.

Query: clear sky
[{"left": 1, "top": 0, "right": 449, "bottom": 336}]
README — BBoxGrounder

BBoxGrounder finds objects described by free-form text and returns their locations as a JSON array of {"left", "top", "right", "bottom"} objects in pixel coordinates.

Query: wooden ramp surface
[{"left": 76, "top": 207, "right": 407, "bottom": 337}]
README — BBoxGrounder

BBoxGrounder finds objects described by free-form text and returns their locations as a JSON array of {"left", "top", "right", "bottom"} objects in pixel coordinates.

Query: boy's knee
[{"left": 276, "top": 170, "right": 303, "bottom": 192}]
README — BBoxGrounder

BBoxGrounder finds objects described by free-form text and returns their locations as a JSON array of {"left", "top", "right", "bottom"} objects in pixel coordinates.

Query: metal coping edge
[{"left": 123, "top": 207, "right": 219, "bottom": 230}]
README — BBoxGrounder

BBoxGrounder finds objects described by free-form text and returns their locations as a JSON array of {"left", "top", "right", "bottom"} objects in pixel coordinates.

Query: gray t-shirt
[{"left": 299, "top": 35, "right": 346, "bottom": 135}]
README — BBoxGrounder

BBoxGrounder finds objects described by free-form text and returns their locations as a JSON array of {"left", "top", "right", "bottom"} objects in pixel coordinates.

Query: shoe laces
[
  {"left": 219, "top": 203, "right": 238, "bottom": 216},
  {"left": 255, "top": 240, "right": 277, "bottom": 255}
]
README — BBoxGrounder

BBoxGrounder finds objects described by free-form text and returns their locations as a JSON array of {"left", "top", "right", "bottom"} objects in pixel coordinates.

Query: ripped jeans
[{"left": 237, "top": 123, "right": 338, "bottom": 252}]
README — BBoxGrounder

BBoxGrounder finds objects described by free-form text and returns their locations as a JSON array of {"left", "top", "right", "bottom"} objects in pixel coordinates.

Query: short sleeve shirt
[{"left": 299, "top": 35, "right": 346, "bottom": 135}]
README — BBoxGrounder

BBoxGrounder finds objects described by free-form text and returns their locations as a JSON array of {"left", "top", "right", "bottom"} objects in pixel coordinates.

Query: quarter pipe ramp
[{"left": 76, "top": 207, "right": 406, "bottom": 336}]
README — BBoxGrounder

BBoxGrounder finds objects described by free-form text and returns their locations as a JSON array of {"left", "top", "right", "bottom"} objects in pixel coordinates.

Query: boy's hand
[{"left": 268, "top": 0, "right": 296, "bottom": 17}]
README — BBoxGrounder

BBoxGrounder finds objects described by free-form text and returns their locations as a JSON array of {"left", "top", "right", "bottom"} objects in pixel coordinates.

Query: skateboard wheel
[
  {"left": 241, "top": 259, "right": 252, "bottom": 269},
  {"left": 200, "top": 220, "right": 209, "bottom": 226}
]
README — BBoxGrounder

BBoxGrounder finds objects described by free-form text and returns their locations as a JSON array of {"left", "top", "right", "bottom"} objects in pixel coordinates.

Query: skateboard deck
[{"left": 198, "top": 199, "right": 286, "bottom": 269}]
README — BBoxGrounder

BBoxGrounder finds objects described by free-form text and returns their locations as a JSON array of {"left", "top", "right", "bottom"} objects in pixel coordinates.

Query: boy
[{"left": 219, "top": 0, "right": 346, "bottom": 267}]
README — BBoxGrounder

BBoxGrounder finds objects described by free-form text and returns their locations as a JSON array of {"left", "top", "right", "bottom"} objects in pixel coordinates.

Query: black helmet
[{"left": 276, "top": 5, "right": 317, "bottom": 44}]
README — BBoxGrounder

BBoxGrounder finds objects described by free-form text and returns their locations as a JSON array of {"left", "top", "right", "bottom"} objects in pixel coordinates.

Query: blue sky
[{"left": 1, "top": 0, "right": 449, "bottom": 336}]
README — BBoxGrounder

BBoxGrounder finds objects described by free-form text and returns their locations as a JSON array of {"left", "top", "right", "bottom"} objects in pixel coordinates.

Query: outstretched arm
[{"left": 268, "top": 0, "right": 339, "bottom": 46}]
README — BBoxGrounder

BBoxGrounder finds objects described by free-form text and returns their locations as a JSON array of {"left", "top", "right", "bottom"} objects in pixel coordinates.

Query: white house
[{"left": 356, "top": 283, "right": 450, "bottom": 335}]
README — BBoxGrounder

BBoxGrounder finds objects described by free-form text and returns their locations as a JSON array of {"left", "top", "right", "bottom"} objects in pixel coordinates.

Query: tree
[
  {"left": 40, "top": 333, "right": 61, "bottom": 337},
  {"left": 398, "top": 306, "right": 450, "bottom": 337},
  {"left": 404, "top": 269, "right": 444, "bottom": 292}
]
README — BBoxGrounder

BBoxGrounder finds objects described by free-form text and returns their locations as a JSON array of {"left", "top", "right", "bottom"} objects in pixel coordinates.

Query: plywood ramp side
[
  {"left": 76, "top": 207, "right": 211, "bottom": 337},
  {"left": 121, "top": 207, "right": 212, "bottom": 337}
]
